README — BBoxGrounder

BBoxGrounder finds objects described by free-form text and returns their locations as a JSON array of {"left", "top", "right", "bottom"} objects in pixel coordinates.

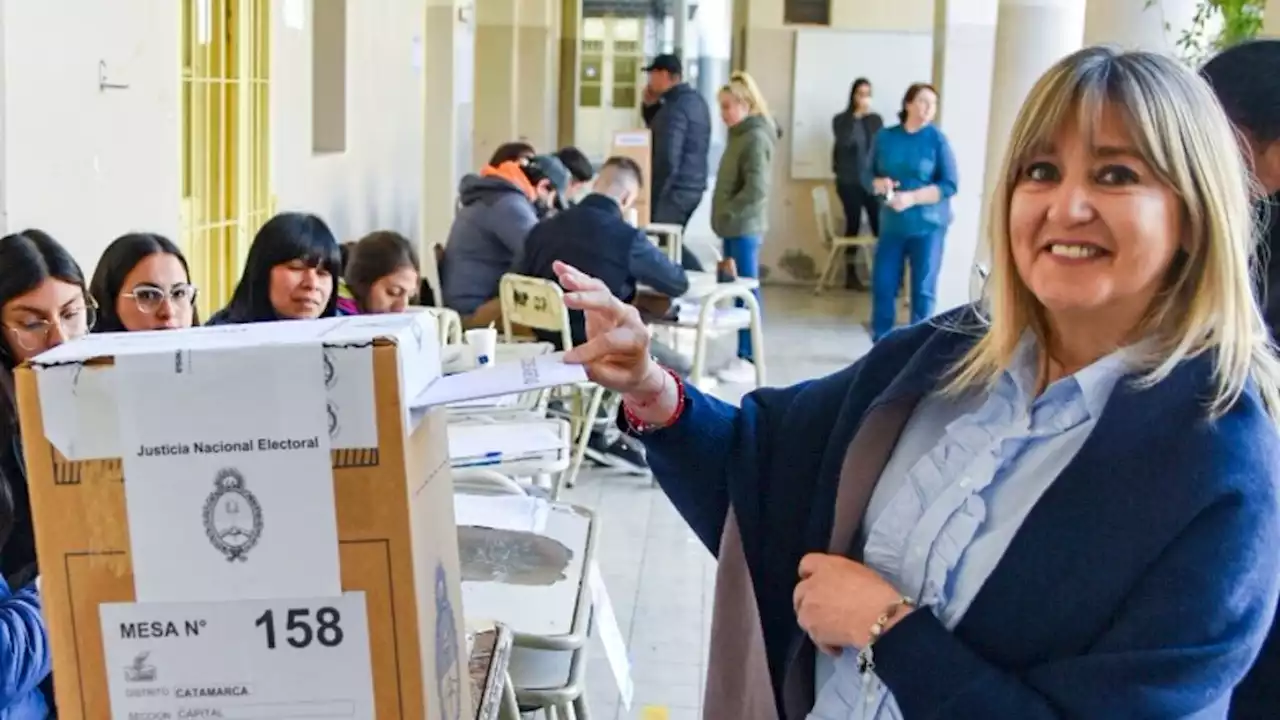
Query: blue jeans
[
  {"left": 722, "top": 235, "right": 762, "bottom": 360},
  {"left": 871, "top": 230, "right": 945, "bottom": 342}
]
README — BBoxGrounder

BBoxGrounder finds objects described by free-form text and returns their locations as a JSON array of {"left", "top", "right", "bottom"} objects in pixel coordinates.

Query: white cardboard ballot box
[{"left": 16, "top": 312, "right": 485, "bottom": 720}]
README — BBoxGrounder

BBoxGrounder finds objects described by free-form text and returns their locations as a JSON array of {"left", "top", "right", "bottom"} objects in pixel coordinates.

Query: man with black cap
[{"left": 642, "top": 53, "right": 712, "bottom": 271}]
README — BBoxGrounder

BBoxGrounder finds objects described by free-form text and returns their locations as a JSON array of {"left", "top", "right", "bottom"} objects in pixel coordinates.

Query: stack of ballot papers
[
  {"left": 447, "top": 421, "right": 567, "bottom": 467},
  {"left": 413, "top": 351, "right": 587, "bottom": 409}
]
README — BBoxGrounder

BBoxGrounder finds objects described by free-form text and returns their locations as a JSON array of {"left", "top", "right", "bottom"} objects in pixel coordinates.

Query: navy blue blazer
[{"left": 636, "top": 308, "right": 1280, "bottom": 718}]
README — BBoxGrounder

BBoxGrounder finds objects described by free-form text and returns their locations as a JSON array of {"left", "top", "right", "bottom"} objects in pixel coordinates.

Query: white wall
[
  {"left": 0, "top": 0, "right": 425, "bottom": 277},
  {"left": 2, "top": 0, "right": 182, "bottom": 270},
  {"left": 272, "top": 0, "right": 426, "bottom": 244}
]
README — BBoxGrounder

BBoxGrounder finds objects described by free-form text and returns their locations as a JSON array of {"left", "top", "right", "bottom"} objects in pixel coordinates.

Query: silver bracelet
[{"left": 855, "top": 596, "right": 914, "bottom": 675}]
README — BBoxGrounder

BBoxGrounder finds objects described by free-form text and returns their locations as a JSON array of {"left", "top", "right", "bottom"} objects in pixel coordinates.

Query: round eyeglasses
[
  {"left": 122, "top": 283, "right": 198, "bottom": 315},
  {"left": 5, "top": 298, "right": 97, "bottom": 352}
]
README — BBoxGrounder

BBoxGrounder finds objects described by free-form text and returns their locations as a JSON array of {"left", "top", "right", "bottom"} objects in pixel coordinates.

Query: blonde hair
[
  {"left": 720, "top": 71, "right": 773, "bottom": 122},
  {"left": 947, "top": 46, "right": 1280, "bottom": 422}
]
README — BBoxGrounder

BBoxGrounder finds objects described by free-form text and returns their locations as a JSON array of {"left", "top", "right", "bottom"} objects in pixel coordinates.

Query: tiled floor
[{"left": 561, "top": 285, "right": 873, "bottom": 720}]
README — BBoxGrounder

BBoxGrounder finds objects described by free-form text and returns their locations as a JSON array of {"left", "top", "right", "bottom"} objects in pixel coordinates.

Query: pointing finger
[
  {"left": 563, "top": 289, "right": 621, "bottom": 314},
  {"left": 555, "top": 263, "right": 610, "bottom": 293}
]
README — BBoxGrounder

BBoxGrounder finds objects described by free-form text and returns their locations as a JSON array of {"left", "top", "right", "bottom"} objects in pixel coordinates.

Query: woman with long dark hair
[
  {"left": 206, "top": 212, "right": 343, "bottom": 324},
  {"left": 0, "top": 229, "right": 94, "bottom": 716},
  {"left": 1201, "top": 38, "right": 1280, "bottom": 719},
  {"left": 90, "top": 233, "right": 199, "bottom": 332},
  {"left": 832, "top": 78, "right": 884, "bottom": 289}
]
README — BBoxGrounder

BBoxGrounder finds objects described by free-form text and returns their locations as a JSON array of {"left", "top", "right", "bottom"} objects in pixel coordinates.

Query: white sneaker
[{"left": 716, "top": 358, "right": 758, "bottom": 385}]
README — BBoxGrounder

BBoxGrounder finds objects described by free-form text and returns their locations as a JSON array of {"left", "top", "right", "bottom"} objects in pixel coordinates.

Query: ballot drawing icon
[
  {"left": 124, "top": 651, "right": 157, "bottom": 683},
  {"left": 435, "top": 564, "right": 462, "bottom": 720},
  {"left": 204, "top": 468, "right": 263, "bottom": 562}
]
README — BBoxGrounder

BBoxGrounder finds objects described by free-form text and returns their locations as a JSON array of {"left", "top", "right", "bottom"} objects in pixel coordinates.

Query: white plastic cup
[{"left": 465, "top": 327, "right": 498, "bottom": 369}]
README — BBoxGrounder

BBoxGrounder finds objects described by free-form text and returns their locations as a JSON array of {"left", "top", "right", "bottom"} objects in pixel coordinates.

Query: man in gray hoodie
[{"left": 441, "top": 146, "right": 562, "bottom": 326}]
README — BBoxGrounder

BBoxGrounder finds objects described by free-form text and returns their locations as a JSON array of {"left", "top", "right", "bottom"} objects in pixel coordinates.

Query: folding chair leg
[
  {"left": 814, "top": 245, "right": 840, "bottom": 296},
  {"left": 558, "top": 385, "right": 606, "bottom": 495}
]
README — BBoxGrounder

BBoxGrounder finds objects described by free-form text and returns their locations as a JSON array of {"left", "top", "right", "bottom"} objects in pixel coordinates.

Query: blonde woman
[
  {"left": 553, "top": 45, "right": 1280, "bottom": 718},
  {"left": 712, "top": 71, "right": 778, "bottom": 377}
]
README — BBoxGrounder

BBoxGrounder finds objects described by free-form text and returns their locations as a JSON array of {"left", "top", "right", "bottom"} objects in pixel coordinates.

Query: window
[
  {"left": 312, "top": 0, "right": 347, "bottom": 153},
  {"left": 181, "top": 0, "right": 272, "bottom": 316},
  {"left": 784, "top": 0, "right": 830, "bottom": 26}
]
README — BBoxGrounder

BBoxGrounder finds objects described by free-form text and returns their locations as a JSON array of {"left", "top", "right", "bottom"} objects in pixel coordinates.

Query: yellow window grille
[{"left": 181, "top": 0, "right": 273, "bottom": 319}]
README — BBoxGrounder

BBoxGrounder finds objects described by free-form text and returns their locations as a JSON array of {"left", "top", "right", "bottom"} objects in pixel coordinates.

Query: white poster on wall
[{"left": 115, "top": 344, "right": 341, "bottom": 604}]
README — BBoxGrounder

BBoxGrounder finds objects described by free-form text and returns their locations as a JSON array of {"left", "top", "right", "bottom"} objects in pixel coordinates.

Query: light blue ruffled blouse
[{"left": 809, "top": 336, "right": 1132, "bottom": 719}]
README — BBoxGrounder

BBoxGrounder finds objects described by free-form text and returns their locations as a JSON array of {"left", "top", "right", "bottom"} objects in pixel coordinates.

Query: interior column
[
  {"left": 517, "top": 0, "right": 558, "bottom": 151},
  {"left": 422, "top": 0, "right": 475, "bottom": 291},
  {"left": 977, "top": 0, "right": 1086, "bottom": 273},
  {"left": 931, "top": 0, "right": 1000, "bottom": 312},
  {"left": 473, "top": 0, "right": 521, "bottom": 168},
  {"left": 556, "top": 0, "right": 582, "bottom": 148}
]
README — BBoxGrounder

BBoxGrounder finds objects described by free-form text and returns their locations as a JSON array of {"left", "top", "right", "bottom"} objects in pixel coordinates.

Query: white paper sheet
[
  {"left": 446, "top": 393, "right": 520, "bottom": 410},
  {"left": 589, "top": 561, "right": 634, "bottom": 709},
  {"left": 114, "top": 344, "right": 341, "bottom": 603},
  {"left": 414, "top": 352, "right": 586, "bottom": 408},
  {"left": 454, "top": 493, "right": 551, "bottom": 535},
  {"left": 100, "top": 593, "right": 374, "bottom": 720},
  {"left": 447, "top": 422, "right": 565, "bottom": 463}
]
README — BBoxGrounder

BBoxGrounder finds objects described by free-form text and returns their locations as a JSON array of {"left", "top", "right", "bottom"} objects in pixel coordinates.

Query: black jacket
[
  {"left": 1260, "top": 193, "right": 1280, "bottom": 334},
  {"left": 645, "top": 83, "right": 712, "bottom": 217},
  {"left": 517, "top": 194, "right": 688, "bottom": 348},
  {"left": 831, "top": 112, "right": 883, "bottom": 184},
  {"left": 1231, "top": 192, "right": 1280, "bottom": 719}
]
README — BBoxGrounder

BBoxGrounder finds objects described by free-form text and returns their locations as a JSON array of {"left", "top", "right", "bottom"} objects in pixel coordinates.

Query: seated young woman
[
  {"left": 0, "top": 229, "right": 97, "bottom": 716},
  {"left": 90, "top": 233, "right": 198, "bottom": 332},
  {"left": 338, "top": 231, "right": 420, "bottom": 315},
  {"left": 206, "top": 212, "right": 343, "bottom": 324}
]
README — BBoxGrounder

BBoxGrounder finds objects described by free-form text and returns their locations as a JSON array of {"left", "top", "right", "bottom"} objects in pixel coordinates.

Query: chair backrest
[
  {"left": 421, "top": 241, "right": 445, "bottom": 308},
  {"left": 420, "top": 306, "right": 464, "bottom": 345},
  {"left": 811, "top": 185, "right": 837, "bottom": 245},
  {"left": 498, "top": 273, "right": 573, "bottom": 349}
]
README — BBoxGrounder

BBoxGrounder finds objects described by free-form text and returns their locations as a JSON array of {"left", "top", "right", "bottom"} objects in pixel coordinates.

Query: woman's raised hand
[{"left": 556, "top": 262, "right": 659, "bottom": 394}]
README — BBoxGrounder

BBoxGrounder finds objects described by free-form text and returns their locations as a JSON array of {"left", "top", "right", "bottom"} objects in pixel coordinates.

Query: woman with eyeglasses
[
  {"left": 89, "top": 233, "right": 198, "bottom": 332},
  {"left": 0, "top": 229, "right": 93, "bottom": 716},
  {"left": 207, "top": 212, "right": 343, "bottom": 325}
]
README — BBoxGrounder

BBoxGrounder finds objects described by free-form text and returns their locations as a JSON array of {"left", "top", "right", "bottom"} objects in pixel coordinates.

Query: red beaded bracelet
[{"left": 622, "top": 365, "right": 686, "bottom": 434}]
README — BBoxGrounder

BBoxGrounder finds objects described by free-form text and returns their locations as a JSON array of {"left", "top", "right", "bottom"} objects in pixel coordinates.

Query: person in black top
[
  {"left": 554, "top": 146, "right": 596, "bottom": 204},
  {"left": 642, "top": 53, "right": 712, "bottom": 271},
  {"left": 518, "top": 156, "right": 689, "bottom": 474},
  {"left": 832, "top": 78, "right": 884, "bottom": 289},
  {"left": 1202, "top": 39, "right": 1280, "bottom": 719},
  {"left": 518, "top": 156, "right": 688, "bottom": 347}
]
